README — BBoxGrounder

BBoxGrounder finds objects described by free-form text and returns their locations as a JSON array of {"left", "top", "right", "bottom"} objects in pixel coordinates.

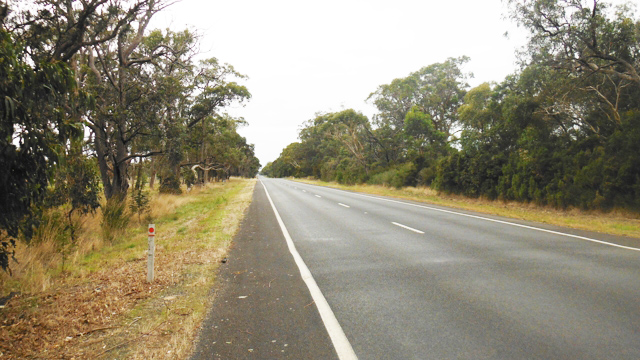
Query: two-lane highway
[{"left": 261, "top": 177, "right": 640, "bottom": 360}]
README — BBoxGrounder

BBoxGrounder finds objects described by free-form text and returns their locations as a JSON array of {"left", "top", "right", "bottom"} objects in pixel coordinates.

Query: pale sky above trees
[{"left": 150, "top": 0, "right": 631, "bottom": 166}]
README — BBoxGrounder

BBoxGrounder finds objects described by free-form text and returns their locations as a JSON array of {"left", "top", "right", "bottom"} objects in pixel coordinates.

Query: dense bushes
[
  {"left": 434, "top": 111, "right": 640, "bottom": 210},
  {"left": 368, "top": 163, "right": 416, "bottom": 188}
]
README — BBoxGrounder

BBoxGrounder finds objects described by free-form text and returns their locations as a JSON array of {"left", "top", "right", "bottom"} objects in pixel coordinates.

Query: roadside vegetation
[
  {"left": 0, "top": 178, "right": 255, "bottom": 358},
  {"left": 263, "top": 0, "right": 640, "bottom": 215},
  {"left": 1, "top": 1, "right": 260, "bottom": 357},
  {"left": 1, "top": 0, "right": 260, "bottom": 276}
]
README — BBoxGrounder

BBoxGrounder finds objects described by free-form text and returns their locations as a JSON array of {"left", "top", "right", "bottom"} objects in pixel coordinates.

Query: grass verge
[
  {"left": 0, "top": 178, "right": 255, "bottom": 359},
  {"left": 291, "top": 178, "right": 640, "bottom": 239}
]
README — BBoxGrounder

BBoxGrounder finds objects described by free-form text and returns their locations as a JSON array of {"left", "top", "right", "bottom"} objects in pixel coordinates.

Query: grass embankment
[
  {"left": 0, "top": 178, "right": 255, "bottom": 359},
  {"left": 292, "top": 178, "right": 640, "bottom": 239}
]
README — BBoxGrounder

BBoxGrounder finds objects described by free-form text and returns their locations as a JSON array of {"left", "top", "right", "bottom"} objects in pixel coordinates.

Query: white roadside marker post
[{"left": 147, "top": 224, "right": 155, "bottom": 283}]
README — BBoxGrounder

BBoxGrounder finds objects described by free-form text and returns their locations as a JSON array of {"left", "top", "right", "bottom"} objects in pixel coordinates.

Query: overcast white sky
[{"left": 151, "top": 0, "right": 530, "bottom": 166}]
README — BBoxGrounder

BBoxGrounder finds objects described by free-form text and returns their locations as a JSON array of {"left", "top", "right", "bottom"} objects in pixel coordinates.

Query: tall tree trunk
[
  {"left": 149, "top": 157, "right": 156, "bottom": 189},
  {"left": 113, "top": 125, "right": 130, "bottom": 199},
  {"left": 92, "top": 123, "right": 115, "bottom": 198},
  {"left": 91, "top": 120, "right": 130, "bottom": 200}
]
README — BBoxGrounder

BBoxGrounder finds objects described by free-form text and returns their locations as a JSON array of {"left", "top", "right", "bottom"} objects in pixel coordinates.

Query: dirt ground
[{"left": 1, "top": 251, "right": 172, "bottom": 358}]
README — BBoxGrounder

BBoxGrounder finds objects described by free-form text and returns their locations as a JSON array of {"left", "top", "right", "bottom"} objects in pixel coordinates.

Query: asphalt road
[
  {"left": 191, "top": 180, "right": 337, "bottom": 360},
  {"left": 258, "top": 177, "right": 640, "bottom": 360}
]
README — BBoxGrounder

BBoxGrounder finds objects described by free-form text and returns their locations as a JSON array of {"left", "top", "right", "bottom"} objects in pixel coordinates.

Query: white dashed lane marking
[{"left": 392, "top": 222, "right": 425, "bottom": 234}]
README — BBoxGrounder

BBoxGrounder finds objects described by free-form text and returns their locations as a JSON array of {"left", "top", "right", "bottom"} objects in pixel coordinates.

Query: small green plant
[
  {"left": 130, "top": 189, "right": 150, "bottom": 223},
  {"left": 129, "top": 163, "right": 151, "bottom": 222},
  {"left": 45, "top": 145, "right": 101, "bottom": 270},
  {"left": 181, "top": 167, "right": 197, "bottom": 188},
  {"left": 101, "top": 198, "right": 130, "bottom": 243},
  {"left": 159, "top": 174, "right": 183, "bottom": 194}
]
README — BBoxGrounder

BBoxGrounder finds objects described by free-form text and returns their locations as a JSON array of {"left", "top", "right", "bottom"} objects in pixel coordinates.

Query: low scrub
[
  {"left": 368, "top": 163, "right": 417, "bottom": 188},
  {"left": 0, "top": 178, "right": 256, "bottom": 358}
]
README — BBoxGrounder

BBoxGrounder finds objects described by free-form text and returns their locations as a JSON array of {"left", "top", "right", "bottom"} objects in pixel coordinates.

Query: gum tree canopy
[{"left": 0, "top": 0, "right": 151, "bottom": 271}]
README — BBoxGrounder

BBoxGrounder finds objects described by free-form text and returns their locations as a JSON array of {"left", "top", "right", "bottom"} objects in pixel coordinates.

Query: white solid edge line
[
  {"left": 285, "top": 180, "right": 640, "bottom": 252},
  {"left": 392, "top": 222, "right": 425, "bottom": 234},
  {"left": 339, "top": 203, "right": 351, "bottom": 208},
  {"left": 351, "top": 190, "right": 640, "bottom": 252},
  {"left": 260, "top": 180, "right": 358, "bottom": 360}
]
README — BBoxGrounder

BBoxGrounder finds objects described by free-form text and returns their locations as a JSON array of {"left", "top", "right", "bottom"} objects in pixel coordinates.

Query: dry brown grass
[
  {"left": 0, "top": 208, "right": 104, "bottom": 296},
  {"left": 0, "top": 182, "right": 224, "bottom": 296},
  {"left": 123, "top": 178, "right": 255, "bottom": 360},
  {"left": 0, "top": 189, "right": 179, "bottom": 296},
  {"left": 0, "top": 178, "right": 256, "bottom": 359}
]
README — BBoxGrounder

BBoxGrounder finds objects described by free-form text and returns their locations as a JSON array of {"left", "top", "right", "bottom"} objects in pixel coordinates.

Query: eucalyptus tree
[
  {"left": 0, "top": 0, "right": 151, "bottom": 271},
  {"left": 0, "top": 24, "right": 79, "bottom": 272},
  {"left": 298, "top": 113, "right": 337, "bottom": 178},
  {"left": 507, "top": 0, "right": 640, "bottom": 137},
  {"left": 7, "top": 0, "right": 150, "bottom": 64},
  {"left": 180, "top": 59, "right": 251, "bottom": 184},
  {"left": 136, "top": 29, "right": 198, "bottom": 193},
  {"left": 82, "top": 0, "right": 181, "bottom": 200},
  {"left": 234, "top": 142, "right": 260, "bottom": 178},
  {"left": 436, "top": 0, "right": 640, "bottom": 209},
  {"left": 322, "top": 110, "right": 372, "bottom": 177},
  {"left": 366, "top": 76, "right": 418, "bottom": 165},
  {"left": 185, "top": 115, "right": 247, "bottom": 182},
  {"left": 411, "top": 56, "right": 472, "bottom": 139},
  {"left": 367, "top": 57, "right": 471, "bottom": 166},
  {"left": 403, "top": 106, "right": 447, "bottom": 158}
]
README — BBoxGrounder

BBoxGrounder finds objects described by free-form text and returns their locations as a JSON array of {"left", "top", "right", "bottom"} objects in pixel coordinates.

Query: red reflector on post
[{"left": 148, "top": 224, "right": 155, "bottom": 236}]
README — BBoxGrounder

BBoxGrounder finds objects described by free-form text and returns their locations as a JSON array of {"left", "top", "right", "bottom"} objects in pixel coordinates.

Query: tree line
[
  {"left": 0, "top": 0, "right": 260, "bottom": 272},
  {"left": 263, "top": 0, "right": 640, "bottom": 211}
]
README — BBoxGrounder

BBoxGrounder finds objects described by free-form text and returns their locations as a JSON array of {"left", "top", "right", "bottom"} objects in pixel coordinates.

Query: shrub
[
  {"left": 101, "top": 198, "right": 130, "bottom": 243},
  {"left": 159, "top": 174, "right": 182, "bottom": 195},
  {"left": 129, "top": 189, "right": 150, "bottom": 223},
  {"left": 368, "top": 163, "right": 417, "bottom": 188},
  {"left": 417, "top": 166, "right": 437, "bottom": 186}
]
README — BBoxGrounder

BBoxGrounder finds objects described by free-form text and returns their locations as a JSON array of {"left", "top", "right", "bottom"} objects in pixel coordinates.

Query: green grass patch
[{"left": 94, "top": 179, "right": 256, "bottom": 359}]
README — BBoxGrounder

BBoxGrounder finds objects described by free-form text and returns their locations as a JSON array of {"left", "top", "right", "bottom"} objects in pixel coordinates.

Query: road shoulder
[{"left": 190, "top": 181, "right": 337, "bottom": 359}]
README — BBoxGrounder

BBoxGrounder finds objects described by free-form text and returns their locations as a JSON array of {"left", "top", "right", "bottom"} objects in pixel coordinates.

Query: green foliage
[
  {"left": 429, "top": 0, "right": 640, "bottom": 210},
  {"left": 129, "top": 165, "right": 151, "bottom": 222},
  {"left": 101, "top": 198, "right": 130, "bottom": 243},
  {"left": 417, "top": 166, "right": 437, "bottom": 186},
  {"left": 129, "top": 189, "right": 151, "bottom": 223},
  {"left": 369, "top": 56, "right": 471, "bottom": 138},
  {"left": 46, "top": 147, "right": 101, "bottom": 219},
  {"left": 268, "top": 0, "right": 640, "bottom": 213},
  {"left": 0, "top": 1, "right": 259, "bottom": 276},
  {"left": 43, "top": 144, "right": 101, "bottom": 268},
  {"left": 368, "top": 163, "right": 417, "bottom": 188},
  {"left": 181, "top": 167, "right": 197, "bottom": 188},
  {"left": 0, "top": 24, "right": 80, "bottom": 272},
  {"left": 159, "top": 175, "right": 183, "bottom": 195}
]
